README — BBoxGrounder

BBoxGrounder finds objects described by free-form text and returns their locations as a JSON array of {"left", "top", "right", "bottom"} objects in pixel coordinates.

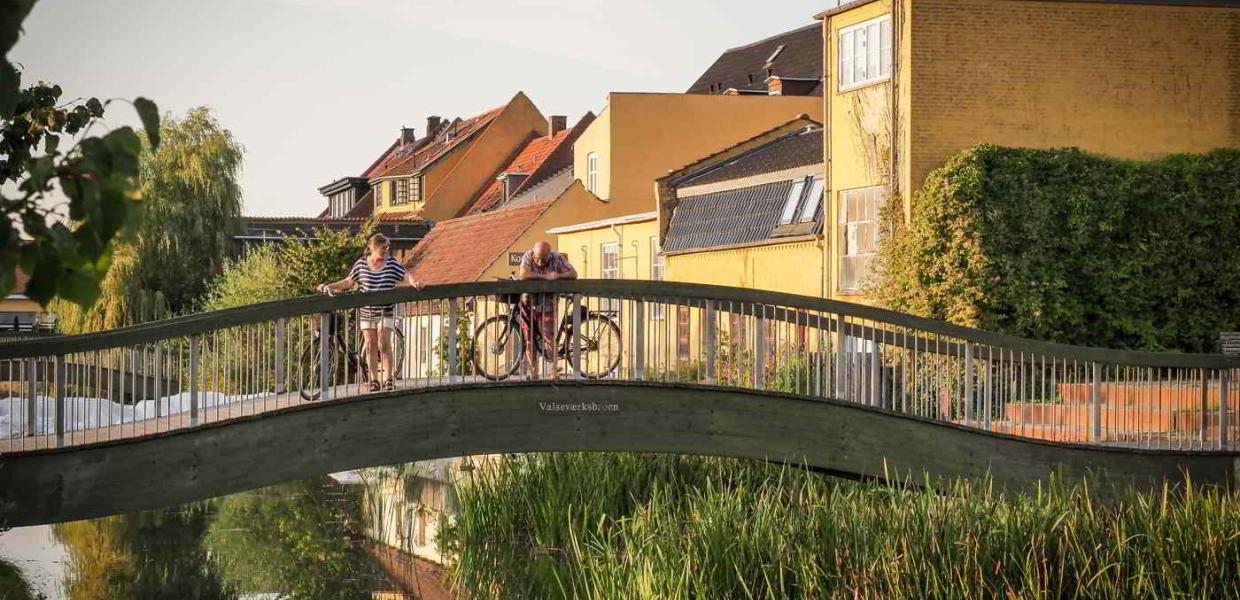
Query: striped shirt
[{"left": 349, "top": 255, "right": 408, "bottom": 320}]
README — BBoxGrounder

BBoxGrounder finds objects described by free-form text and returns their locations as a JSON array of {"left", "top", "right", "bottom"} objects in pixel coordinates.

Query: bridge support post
[
  {"left": 571, "top": 294, "right": 582, "bottom": 379},
  {"left": 1090, "top": 362, "right": 1102, "bottom": 442},
  {"left": 275, "top": 318, "right": 286, "bottom": 394},
  {"left": 964, "top": 344, "right": 974, "bottom": 425},
  {"left": 319, "top": 313, "right": 331, "bottom": 398},
  {"left": 755, "top": 311, "right": 766, "bottom": 390},
  {"left": 1220, "top": 369, "right": 1230, "bottom": 449},
  {"left": 447, "top": 300, "right": 459, "bottom": 383},
  {"left": 704, "top": 300, "right": 716, "bottom": 384},
  {"left": 25, "top": 357, "right": 37, "bottom": 437},
  {"left": 633, "top": 300, "right": 645, "bottom": 380},
  {"left": 54, "top": 354, "right": 65, "bottom": 447},
  {"left": 190, "top": 336, "right": 200, "bottom": 426}
]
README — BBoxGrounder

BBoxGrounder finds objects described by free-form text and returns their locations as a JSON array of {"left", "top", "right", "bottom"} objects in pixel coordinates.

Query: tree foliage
[
  {"left": 872, "top": 145, "right": 1240, "bottom": 352},
  {"left": 1, "top": 1, "right": 160, "bottom": 306},
  {"left": 52, "top": 509, "right": 232, "bottom": 600},
  {"left": 203, "top": 223, "right": 374, "bottom": 312},
  {"left": 51, "top": 108, "right": 243, "bottom": 333},
  {"left": 206, "top": 478, "right": 378, "bottom": 600},
  {"left": 134, "top": 107, "right": 243, "bottom": 313}
]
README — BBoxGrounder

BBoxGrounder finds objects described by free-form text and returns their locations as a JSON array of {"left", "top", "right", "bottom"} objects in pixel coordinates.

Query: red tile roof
[
  {"left": 465, "top": 112, "right": 595, "bottom": 216},
  {"left": 377, "top": 209, "right": 423, "bottom": 221},
  {"left": 405, "top": 200, "right": 553, "bottom": 285},
  {"left": 467, "top": 130, "right": 571, "bottom": 215},
  {"left": 370, "top": 106, "right": 504, "bottom": 180}
]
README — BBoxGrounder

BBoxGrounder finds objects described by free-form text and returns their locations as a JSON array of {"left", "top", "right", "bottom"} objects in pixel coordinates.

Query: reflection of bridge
[{"left": 1, "top": 281, "right": 1237, "bottom": 526}]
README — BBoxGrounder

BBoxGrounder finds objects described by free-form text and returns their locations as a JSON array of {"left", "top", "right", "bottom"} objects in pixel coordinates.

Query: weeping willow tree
[{"left": 52, "top": 107, "right": 244, "bottom": 334}]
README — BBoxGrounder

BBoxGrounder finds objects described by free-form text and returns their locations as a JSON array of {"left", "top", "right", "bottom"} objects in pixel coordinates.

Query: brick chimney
[
  {"left": 426, "top": 116, "right": 442, "bottom": 137},
  {"left": 400, "top": 127, "right": 416, "bottom": 145},
  {"left": 547, "top": 115, "right": 567, "bottom": 137}
]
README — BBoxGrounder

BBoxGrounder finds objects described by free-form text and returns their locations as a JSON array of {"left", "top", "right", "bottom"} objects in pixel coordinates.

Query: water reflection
[{"left": 0, "top": 461, "right": 469, "bottom": 600}]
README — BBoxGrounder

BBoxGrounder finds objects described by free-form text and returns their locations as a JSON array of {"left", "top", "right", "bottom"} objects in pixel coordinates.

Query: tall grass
[{"left": 444, "top": 454, "right": 1240, "bottom": 599}]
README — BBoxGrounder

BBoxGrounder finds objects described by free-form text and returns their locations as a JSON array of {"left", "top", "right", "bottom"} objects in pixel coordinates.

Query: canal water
[{"left": 0, "top": 459, "right": 466, "bottom": 599}]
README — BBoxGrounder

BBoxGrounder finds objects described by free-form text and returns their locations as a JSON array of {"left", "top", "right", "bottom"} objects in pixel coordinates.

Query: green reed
[{"left": 443, "top": 453, "right": 1240, "bottom": 599}]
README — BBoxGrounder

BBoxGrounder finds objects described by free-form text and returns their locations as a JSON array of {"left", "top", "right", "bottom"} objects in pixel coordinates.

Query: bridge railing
[{"left": 1, "top": 280, "right": 1236, "bottom": 453}]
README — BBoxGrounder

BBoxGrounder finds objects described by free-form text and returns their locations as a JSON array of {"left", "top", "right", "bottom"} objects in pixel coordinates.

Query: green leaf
[
  {"left": 44, "top": 132, "right": 59, "bottom": 154},
  {"left": 134, "top": 97, "right": 160, "bottom": 149}
]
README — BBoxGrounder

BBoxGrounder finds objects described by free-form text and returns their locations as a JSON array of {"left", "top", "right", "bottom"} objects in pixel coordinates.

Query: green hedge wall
[{"left": 874, "top": 145, "right": 1240, "bottom": 353}]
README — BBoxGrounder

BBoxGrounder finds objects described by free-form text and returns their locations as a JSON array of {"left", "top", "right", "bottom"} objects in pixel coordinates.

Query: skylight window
[
  {"left": 779, "top": 176, "right": 825, "bottom": 225},
  {"left": 779, "top": 179, "right": 807, "bottom": 224}
]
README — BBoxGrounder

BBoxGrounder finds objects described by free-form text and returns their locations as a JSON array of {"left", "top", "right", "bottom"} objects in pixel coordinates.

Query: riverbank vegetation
[{"left": 445, "top": 453, "right": 1240, "bottom": 599}]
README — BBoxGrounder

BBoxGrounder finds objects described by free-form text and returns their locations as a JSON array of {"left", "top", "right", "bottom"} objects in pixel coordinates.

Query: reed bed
[{"left": 443, "top": 453, "right": 1240, "bottom": 599}]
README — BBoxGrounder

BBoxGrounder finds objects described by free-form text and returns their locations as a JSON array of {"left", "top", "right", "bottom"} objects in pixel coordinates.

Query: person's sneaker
[
  {"left": 368, "top": 381, "right": 381, "bottom": 392},
  {"left": 383, "top": 379, "right": 395, "bottom": 391}
]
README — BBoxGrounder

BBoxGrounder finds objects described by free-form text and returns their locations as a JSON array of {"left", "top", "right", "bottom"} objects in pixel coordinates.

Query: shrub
[{"left": 874, "top": 145, "right": 1240, "bottom": 352}]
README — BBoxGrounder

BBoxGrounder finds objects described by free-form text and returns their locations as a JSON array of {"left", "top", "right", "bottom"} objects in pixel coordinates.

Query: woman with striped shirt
[{"left": 318, "top": 233, "right": 422, "bottom": 391}]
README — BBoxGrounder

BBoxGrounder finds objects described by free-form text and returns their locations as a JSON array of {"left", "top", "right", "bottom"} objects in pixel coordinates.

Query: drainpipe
[
  {"left": 610, "top": 223, "right": 625, "bottom": 279},
  {"left": 822, "top": 17, "right": 833, "bottom": 299}
]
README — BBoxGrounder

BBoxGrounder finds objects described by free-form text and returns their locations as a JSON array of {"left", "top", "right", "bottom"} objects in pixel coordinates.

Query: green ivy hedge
[{"left": 874, "top": 145, "right": 1240, "bottom": 352}]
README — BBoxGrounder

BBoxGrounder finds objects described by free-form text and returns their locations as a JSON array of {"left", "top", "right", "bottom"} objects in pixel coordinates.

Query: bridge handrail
[{"left": 1, "top": 280, "right": 1236, "bottom": 369}]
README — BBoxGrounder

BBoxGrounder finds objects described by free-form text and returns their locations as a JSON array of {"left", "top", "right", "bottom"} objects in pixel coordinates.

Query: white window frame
[
  {"left": 837, "top": 15, "right": 893, "bottom": 93},
  {"left": 600, "top": 242, "right": 620, "bottom": 312},
  {"left": 586, "top": 153, "right": 599, "bottom": 194},
  {"left": 649, "top": 236, "right": 666, "bottom": 320},
  {"left": 838, "top": 186, "right": 888, "bottom": 292}
]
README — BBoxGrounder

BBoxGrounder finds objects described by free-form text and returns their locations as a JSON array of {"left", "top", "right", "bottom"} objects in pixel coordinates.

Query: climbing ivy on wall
[{"left": 872, "top": 144, "right": 1240, "bottom": 353}]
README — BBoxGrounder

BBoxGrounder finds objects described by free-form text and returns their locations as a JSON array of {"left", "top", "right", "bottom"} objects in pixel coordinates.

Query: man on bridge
[{"left": 518, "top": 241, "right": 577, "bottom": 379}]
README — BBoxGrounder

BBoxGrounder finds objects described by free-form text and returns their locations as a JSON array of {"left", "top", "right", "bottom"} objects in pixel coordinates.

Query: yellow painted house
[{"left": 817, "top": 0, "right": 1240, "bottom": 302}]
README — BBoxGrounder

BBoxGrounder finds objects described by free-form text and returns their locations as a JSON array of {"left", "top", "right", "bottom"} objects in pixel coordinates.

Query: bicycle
[
  {"left": 470, "top": 282, "right": 622, "bottom": 381},
  {"left": 297, "top": 290, "right": 406, "bottom": 401}
]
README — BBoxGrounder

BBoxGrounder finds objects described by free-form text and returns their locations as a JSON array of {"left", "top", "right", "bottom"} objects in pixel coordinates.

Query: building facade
[{"left": 818, "top": 0, "right": 1240, "bottom": 302}]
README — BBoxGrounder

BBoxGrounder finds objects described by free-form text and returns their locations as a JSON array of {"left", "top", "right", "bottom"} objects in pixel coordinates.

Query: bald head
[{"left": 532, "top": 241, "right": 552, "bottom": 265}]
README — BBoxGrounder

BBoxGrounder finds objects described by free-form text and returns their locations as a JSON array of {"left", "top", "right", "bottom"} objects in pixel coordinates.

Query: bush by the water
[
  {"left": 874, "top": 145, "right": 1240, "bottom": 352},
  {"left": 444, "top": 453, "right": 1240, "bottom": 599}
]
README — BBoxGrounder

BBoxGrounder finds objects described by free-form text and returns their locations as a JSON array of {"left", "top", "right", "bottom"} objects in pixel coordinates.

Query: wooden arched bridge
[{"left": 1, "top": 281, "right": 1237, "bottom": 527}]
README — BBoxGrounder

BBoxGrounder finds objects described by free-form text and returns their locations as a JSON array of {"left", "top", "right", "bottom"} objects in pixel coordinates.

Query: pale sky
[{"left": 12, "top": 0, "right": 831, "bottom": 217}]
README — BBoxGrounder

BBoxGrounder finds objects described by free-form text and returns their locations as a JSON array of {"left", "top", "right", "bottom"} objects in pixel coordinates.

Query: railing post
[
  {"left": 571, "top": 294, "right": 583, "bottom": 380},
  {"left": 754, "top": 311, "right": 766, "bottom": 390},
  {"left": 1090, "top": 362, "right": 1102, "bottom": 442},
  {"left": 275, "top": 318, "right": 286, "bottom": 394},
  {"left": 869, "top": 329, "right": 881, "bottom": 408},
  {"left": 54, "top": 355, "right": 65, "bottom": 447},
  {"left": 1219, "top": 369, "right": 1230, "bottom": 449},
  {"left": 319, "top": 312, "right": 331, "bottom": 398},
  {"left": 633, "top": 300, "right": 646, "bottom": 380},
  {"left": 189, "top": 336, "right": 200, "bottom": 425},
  {"left": 1200, "top": 369, "right": 1210, "bottom": 447},
  {"left": 835, "top": 313, "right": 847, "bottom": 401},
  {"left": 447, "top": 299, "right": 459, "bottom": 383},
  {"left": 704, "top": 300, "right": 716, "bottom": 384},
  {"left": 153, "top": 344, "right": 163, "bottom": 418},
  {"left": 964, "top": 343, "right": 974, "bottom": 424},
  {"left": 983, "top": 357, "right": 993, "bottom": 431},
  {"left": 25, "top": 357, "right": 37, "bottom": 437}
]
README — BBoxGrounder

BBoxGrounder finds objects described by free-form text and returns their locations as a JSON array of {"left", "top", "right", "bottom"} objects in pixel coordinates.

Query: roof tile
[
  {"left": 687, "top": 24, "right": 823, "bottom": 96},
  {"left": 406, "top": 200, "right": 553, "bottom": 284}
]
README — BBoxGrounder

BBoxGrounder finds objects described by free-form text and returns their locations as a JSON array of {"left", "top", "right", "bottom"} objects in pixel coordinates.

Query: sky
[{"left": 11, "top": 0, "right": 832, "bottom": 217}]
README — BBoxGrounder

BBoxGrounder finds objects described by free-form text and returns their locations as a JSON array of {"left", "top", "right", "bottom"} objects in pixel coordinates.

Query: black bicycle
[
  {"left": 471, "top": 287, "right": 622, "bottom": 381},
  {"left": 298, "top": 291, "right": 406, "bottom": 400}
]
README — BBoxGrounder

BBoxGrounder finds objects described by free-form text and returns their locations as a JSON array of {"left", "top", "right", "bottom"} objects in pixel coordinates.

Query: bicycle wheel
[
  {"left": 572, "top": 314, "right": 623, "bottom": 379},
  {"left": 471, "top": 315, "right": 524, "bottom": 381},
  {"left": 297, "top": 337, "right": 337, "bottom": 401}
]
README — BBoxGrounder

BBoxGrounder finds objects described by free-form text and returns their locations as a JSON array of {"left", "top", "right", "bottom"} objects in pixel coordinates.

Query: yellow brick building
[{"left": 819, "top": 0, "right": 1240, "bottom": 302}]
